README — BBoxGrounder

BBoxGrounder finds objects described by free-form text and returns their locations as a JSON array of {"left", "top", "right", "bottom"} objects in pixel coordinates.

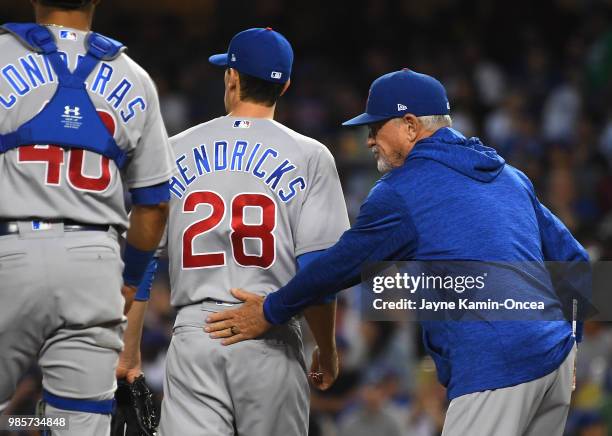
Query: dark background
[{"left": 2, "top": 1, "right": 612, "bottom": 435}]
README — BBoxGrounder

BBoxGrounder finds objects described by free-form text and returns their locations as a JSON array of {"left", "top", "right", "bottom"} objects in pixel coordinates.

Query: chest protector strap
[{"left": 0, "top": 23, "right": 128, "bottom": 168}]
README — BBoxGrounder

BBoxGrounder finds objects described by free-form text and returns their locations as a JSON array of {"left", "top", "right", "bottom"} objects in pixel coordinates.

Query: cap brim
[
  {"left": 209, "top": 53, "right": 229, "bottom": 67},
  {"left": 341, "top": 112, "right": 393, "bottom": 127}
]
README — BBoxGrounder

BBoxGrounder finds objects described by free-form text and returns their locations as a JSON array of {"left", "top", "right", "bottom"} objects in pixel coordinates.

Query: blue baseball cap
[
  {"left": 209, "top": 27, "right": 293, "bottom": 84},
  {"left": 342, "top": 69, "right": 450, "bottom": 126}
]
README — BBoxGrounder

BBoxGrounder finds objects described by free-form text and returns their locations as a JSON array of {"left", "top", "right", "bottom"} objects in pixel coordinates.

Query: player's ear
[
  {"left": 279, "top": 79, "right": 291, "bottom": 97},
  {"left": 227, "top": 68, "right": 239, "bottom": 91},
  {"left": 402, "top": 113, "right": 419, "bottom": 142}
]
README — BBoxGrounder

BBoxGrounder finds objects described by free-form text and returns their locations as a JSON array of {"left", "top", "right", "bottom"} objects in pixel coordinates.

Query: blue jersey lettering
[
  {"left": 214, "top": 141, "right": 228, "bottom": 171},
  {"left": 106, "top": 78, "right": 132, "bottom": 109},
  {"left": 230, "top": 140, "right": 248, "bottom": 171},
  {"left": 253, "top": 148, "right": 278, "bottom": 179},
  {"left": 20, "top": 55, "right": 46, "bottom": 88},
  {"left": 193, "top": 144, "right": 211, "bottom": 175}
]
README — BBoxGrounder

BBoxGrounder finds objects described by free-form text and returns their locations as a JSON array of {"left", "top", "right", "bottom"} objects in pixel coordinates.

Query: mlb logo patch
[
  {"left": 397, "top": 104, "right": 408, "bottom": 111},
  {"left": 59, "top": 30, "right": 78, "bottom": 41},
  {"left": 233, "top": 120, "right": 251, "bottom": 129},
  {"left": 32, "top": 221, "right": 51, "bottom": 231},
  {"left": 270, "top": 71, "right": 282, "bottom": 79}
]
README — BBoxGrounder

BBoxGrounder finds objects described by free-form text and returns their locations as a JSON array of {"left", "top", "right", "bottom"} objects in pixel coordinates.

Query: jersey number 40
[
  {"left": 16, "top": 111, "right": 115, "bottom": 192},
  {"left": 182, "top": 191, "right": 276, "bottom": 269}
]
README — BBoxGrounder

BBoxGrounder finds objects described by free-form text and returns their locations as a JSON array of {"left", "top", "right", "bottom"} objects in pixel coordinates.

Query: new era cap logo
[
  {"left": 271, "top": 71, "right": 282, "bottom": 79},
  {"left": 397, "top": 104, "right": 407, "bottom": 111}
]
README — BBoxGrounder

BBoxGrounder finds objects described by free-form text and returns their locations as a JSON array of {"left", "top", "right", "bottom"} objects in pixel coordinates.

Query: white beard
[{"left": 375, "top": 152, "right": 394, "bottom": 174}]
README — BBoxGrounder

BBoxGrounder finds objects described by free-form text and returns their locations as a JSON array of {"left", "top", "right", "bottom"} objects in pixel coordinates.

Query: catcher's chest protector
[{"left": 0, "top": 23, "right": 128, "bottom": 168}]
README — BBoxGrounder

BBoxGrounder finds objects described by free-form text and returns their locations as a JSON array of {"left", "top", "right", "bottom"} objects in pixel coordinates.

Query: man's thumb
[{"left": 230, "top": 288, "right": 250, "bottom": 301}]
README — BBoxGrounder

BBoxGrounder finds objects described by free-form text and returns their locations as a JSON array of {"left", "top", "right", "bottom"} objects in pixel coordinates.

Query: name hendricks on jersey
[
  {"left": 0, "top": 52, "right": 147, "bottom": 124},
  {"left": 170, "top": 140, "right": 307, "bottom": 204}
]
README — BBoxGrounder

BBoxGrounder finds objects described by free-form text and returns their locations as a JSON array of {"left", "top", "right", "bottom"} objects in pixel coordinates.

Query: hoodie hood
[{"left": 407, "top": 127, "right": 505, "bottom": 182}]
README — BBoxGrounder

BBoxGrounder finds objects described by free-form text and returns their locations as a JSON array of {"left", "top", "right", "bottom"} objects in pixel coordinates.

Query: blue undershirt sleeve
[
  {"left": 134, "top": 258, "right": 158, "bottom": 301},
  {"left": 130, "top": 182, "right": 170, "bottom": 205},
  {"left": 264, "top": 181, "right": 418, "bottom": 325}
]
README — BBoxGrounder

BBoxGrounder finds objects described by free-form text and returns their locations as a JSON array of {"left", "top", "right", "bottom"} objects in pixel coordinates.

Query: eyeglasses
[{"left": 368, "top": 119, "right": 389, "bottom": 139}]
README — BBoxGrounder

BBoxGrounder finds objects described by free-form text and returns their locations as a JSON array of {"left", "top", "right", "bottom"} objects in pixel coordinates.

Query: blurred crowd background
[{"left": 3, "top": 0, "right": 612, "bottom": 435}]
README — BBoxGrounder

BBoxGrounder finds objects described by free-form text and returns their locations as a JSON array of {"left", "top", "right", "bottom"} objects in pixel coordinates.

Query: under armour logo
[
  {"left": 64, "top": 106, "right": 81, "bottom": 117},
  {"left": 397, "top": 104, "right": 407, "bottom": 111}
]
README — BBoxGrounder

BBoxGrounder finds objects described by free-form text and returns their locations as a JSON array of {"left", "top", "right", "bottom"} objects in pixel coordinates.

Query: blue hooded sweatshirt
[{"left": 264, "top": 127, "right": 588, "bottom": 399}]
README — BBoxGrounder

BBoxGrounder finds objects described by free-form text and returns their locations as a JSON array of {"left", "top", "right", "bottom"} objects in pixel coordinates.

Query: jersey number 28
[{"left": 182, "top": 191, "right": 276, "bottom": 269}]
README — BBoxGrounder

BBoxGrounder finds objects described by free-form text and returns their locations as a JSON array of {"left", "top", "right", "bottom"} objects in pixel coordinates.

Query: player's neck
[
  {"left": 229, "top": 101, "right": 276, "bottom": 119},
  {"left": 36, "top": 8, "right": 93, "bottom": 32}
]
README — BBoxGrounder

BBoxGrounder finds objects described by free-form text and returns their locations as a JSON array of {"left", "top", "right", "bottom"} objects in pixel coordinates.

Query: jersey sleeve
[
  {"left": 264, "top": 180, "right": 418, "bottom": 324},
  {"left": 123, "top": 76, "right": 175, "bottom": 189},
  {"left": 294, "top": 147, "right": 350, "bottom": 256}
]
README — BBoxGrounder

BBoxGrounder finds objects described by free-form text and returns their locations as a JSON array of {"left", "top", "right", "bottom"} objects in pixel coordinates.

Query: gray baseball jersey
[
  {"left": 166, "top": 116, "right": 350, "bottom": 307},
  {"left": 0, "top": 25, "right": 172, "bottom": 436},
  {"left": 160, "top": 116, "right": 349, "bottom": 436},
  {"left": 0, "top": 26, "right": 174, "bottom": 229}
]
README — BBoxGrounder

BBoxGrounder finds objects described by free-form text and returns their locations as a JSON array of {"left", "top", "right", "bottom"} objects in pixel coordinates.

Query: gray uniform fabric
[
  {"left": 442, "top": 344, "right": 577, "bottom": 436},
  {"left": 0, "top": 26, "right": 175, "bottom": 230},
  {"left": 0, "top": 224, "right": 124, "bottom": 434},
  {"left": 159, "top": 303, "right": 309, "bottom": 436},
  {"left": 160, "top": 116, "right": 349, "bottom": 435},
  {"left": 166, "top": 116, "right": 350, "bottom": 306},
  {"left": 0, "top": 26, "right": 174, "bottom": 435}
]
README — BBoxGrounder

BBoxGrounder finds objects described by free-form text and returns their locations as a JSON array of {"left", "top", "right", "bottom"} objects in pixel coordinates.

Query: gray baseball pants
[
  {"left": 442, "top": 344, "right": 577, "bottom": 436},
  {"left": 0, "top": 222, "right": 126, "bottom": 436},
  {"left": 159, "top": 302, "right": 310, "bottom": 436}
]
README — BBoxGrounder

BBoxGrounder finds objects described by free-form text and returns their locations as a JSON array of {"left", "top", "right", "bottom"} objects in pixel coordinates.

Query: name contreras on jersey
[
  {"left": 0, "top": 52, "right": 146, "bottom": 123},
  {"left": 170, "top": 140, "right": 307, "bottom": 203}
]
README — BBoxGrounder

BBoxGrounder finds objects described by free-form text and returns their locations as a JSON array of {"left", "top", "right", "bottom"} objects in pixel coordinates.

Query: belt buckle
[{"left": 32, "top": 220, "right": 52, "bottom": 231}]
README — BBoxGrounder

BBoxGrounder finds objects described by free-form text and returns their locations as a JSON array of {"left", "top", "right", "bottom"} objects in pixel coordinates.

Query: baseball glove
[{"left": 111, "top": 375, "right": 159, "bottom": 436}]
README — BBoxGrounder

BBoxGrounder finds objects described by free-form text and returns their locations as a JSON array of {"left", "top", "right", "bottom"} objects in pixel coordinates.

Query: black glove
[{"left": 111, "top": 375, "right": 159, "bottom": 436}]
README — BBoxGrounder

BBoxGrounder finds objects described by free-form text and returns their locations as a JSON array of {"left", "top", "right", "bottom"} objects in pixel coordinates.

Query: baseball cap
[
  {"left": 342, "top": 69, "right": 450, "bottom": 126},
  {"left": 209, "top": 27, "right": 293, "bottom": 84}
]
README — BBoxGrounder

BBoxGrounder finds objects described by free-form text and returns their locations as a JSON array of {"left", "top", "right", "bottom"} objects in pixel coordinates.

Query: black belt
[{"left": 0, "top": 220, "right": 110, "bottom": 236}]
